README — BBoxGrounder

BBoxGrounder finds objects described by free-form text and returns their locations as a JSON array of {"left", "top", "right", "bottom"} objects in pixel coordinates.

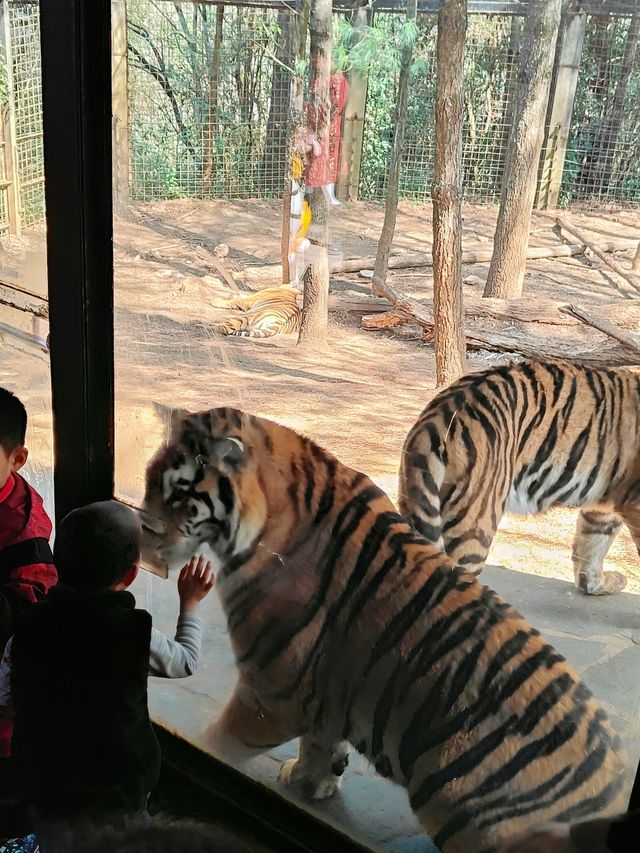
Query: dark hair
[
  {"left": 53, "top": 500, "right": 141, "bottom": 593},
  {"left": 70, "top": 815, "right": 267, "bottom": 853},
  {"left": 0, "top": 386, "right": 27, "bottom": 452}
]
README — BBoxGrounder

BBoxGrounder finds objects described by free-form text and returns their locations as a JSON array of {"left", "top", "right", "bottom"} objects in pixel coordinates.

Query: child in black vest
[{"left": 0, "top": 501, "right": 213, "bottom": 852}]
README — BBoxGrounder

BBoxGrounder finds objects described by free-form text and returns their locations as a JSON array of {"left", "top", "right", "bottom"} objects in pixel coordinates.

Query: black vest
[{"left": 10, "top": 586, "right": 161, "bottom": 816}]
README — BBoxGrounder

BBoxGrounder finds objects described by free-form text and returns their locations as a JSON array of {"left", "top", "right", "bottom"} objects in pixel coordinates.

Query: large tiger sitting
[
  {"left": 400, "top": 359, "right": 640, "bottom": 596},
  {"left": 211, "top": 286, "right": 301, "bottom": 339},
  {"left": 140, "top": 406, "right": 626, "bottom": 853}
]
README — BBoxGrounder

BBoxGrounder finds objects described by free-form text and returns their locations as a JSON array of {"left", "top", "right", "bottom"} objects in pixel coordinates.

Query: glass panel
[
  {"left": 0, "top": 0, "right": 51, "bottom": 521},
  {"left": 113, "top": 2, "right": 640, "bottom": 850}
]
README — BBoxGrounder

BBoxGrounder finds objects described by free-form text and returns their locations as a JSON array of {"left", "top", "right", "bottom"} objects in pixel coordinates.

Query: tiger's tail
[{"left": 398, "top": 420, "right": 446, "bottom": 549}]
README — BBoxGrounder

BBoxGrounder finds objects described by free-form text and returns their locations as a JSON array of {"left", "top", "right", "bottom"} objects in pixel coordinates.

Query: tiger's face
[{"left": 140, "top": 408, "right": 268, "bottom": 574}]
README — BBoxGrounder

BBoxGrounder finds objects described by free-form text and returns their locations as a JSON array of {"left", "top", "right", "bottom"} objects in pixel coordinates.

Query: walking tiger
[
  {"left": 140, "top": 406, "right": 626, "bottom": 853},
  {"left": 212, "top": 286, "right": 301, "bottom": 339},
  {"left": 399, "top": 359, "right": 640, "bottom": 596}
]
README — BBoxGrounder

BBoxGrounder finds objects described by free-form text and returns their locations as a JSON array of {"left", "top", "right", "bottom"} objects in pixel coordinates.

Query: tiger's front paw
[{"left": 278, "top": 759, "right": 342, "bottom": 800}]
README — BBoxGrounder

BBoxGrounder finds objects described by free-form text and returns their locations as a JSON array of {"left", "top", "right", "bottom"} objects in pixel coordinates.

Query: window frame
[{"left": 40, "top": 0, "right": 640, "bottom": 841}]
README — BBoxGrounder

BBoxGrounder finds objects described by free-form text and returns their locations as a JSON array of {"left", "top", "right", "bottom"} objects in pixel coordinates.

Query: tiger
[
  {"left": 211, "top": 286, "right": 301, "bottom": 339},
  {"left": 139, "top": 406, "right": 627, "bottom": 853},
  {"left": 399, "top": 358, "right": 640, "bottom": 596}
]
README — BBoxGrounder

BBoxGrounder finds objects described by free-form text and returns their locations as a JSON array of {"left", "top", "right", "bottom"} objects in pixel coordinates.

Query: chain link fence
[
  {"left": 560, "top": 12, "right": 639, "bottom": 205},
  {"left": 0, "top": 0, "right": 43, "bottom": 235},
  {"left": 0, "top": 1, "right": 639, "bottom": 237}
]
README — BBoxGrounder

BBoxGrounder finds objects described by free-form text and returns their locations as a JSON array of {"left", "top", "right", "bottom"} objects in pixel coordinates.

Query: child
[
  {"left": 0, "top": 387, "right": 56, "bottom": 657},
  {"left": 0, "top": 501, "right": 213, "bottom": 850},
  {"left": 0, "top": 387, "right": 57, "bottom": 815}
]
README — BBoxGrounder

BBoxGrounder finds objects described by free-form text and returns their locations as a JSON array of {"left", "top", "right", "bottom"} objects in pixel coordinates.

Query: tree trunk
[
  {"left": 483, "top": 0, "right": 562, "bottom": 299},
  {"left": 200, "top": 5, "right": 224, "bottom": 195},
  {"left": 588, "top": 16, "right": 639, "bottom": 193},
  {"left": 298, "top": 0, "right": 332, "bottom": 347},
  {"left": 263, "top": 10, "right": 294, "bottom": 193},
  {"left": 432, "top": 0, "right": 467, "bottom": 386},
  {"left": 372, "top": 0, "right": 417, "bottom": 293}
]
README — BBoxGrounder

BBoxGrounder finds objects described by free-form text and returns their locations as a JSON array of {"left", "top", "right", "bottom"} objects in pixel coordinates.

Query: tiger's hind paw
[
  {"left": 577, "top": 570, "right": 627, "bottom": 595},
  {"left": 277, "top": 758, "right": 342, "bottom": 800}
]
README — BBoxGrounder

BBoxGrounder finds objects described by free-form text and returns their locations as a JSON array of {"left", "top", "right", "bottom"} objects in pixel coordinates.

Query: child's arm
[{"left": 148, "top": 556, "right": 214, "bottom": 678}]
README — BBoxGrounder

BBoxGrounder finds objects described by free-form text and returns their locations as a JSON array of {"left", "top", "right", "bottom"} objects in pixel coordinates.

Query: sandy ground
[{"left": 1, "top": 198, "right": 640, "bottom": 592}]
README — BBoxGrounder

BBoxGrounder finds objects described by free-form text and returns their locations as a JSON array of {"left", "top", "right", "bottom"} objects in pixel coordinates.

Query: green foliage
[{"left": 123, "top": 4, "right": 640, "bottom": 207}]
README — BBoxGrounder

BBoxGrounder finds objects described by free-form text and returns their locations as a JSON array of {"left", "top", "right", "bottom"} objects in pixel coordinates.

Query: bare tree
[
  {"left": 484, "top": 0, "right": 562, "bottom": 299},
  {"left": 372, "top": 0, "right": 417, "bottom": 293},
  {"left": 432, "top": 0, "right": 467, "bottom": 386},
  {"left": 298, "top": 0, "right": 332, "bottom": 347}
]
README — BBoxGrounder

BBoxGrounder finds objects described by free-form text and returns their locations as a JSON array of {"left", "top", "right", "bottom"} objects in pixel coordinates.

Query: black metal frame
[
  {"left": 39, "top": 0, "right": 640, "bottom": 840},
  {"left": 41, "top": 0, "right": 114, "bottom": 523}
]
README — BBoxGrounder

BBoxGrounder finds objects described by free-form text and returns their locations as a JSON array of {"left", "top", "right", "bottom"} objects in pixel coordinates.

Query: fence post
[
  {"left": 111, "top": 0, "right": 129, "bottom": 210},
  {"left": 336, "top": 2, "right": 372, "bottom": 202},
  {"left": 1, "top": 0, "right": 21, "bottom": 236},
  {"left": 537, "top": 4, "right": 586, "bottom": 209}
]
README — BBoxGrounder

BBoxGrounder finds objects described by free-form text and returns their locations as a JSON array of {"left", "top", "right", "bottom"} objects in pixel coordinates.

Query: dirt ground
[{"left": 1, "top": 198, "right": 640, "bottom": 592}]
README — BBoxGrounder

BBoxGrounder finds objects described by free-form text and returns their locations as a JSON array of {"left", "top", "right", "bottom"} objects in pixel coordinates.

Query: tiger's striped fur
[
  {"left": 399, "top": 359, "right": 640, "bottom": 596},
  {"left": 212, "top": 286, "right": 301, "bottom": 339},
  {"left": 140, "top": 406, "right": 627, "bottom": 853}
]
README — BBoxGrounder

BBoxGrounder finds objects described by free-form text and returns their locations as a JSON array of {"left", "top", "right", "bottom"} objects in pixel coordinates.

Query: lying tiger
[
  {"left": 400, "top": 359, "right": 640, "bottom": 596},
  {"left": 212, "top": 286, "right": 301, "bottom": 339},
  {"left": 140, "top": 406, "right": 626, "bottom": 853}
]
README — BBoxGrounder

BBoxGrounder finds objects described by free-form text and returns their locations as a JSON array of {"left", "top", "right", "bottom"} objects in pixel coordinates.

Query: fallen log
[
  {"left": 356, "top": 293, "right": 640, "bottom": 331},
  {"left": 330, "top": 238, "right": 636, "bottom": 275},
  {"left": 241, "top": 238, "right": 637, "bottom": 284},
  {"left": 560, "top": 305, "right": 640, "bottom": 358},
  {"left": 360, "top": 280, "right": 640, "bottom": 367},
  {"left": 556, "top": 217, "right": 640, "bottom": 296}
]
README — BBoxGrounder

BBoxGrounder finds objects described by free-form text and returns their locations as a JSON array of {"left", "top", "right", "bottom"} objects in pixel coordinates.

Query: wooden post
[
  {"left": 537, "top": 4, "right": 586, "bottom": 209},
  {"left": 335, "top": 2, "right": 372, "bottom": 202},
  {"left": 1, "top": 0, "right": 21, "bottom": 237},
  {"left": 111, "top": 0, "right": 129, "bottom": 211}
]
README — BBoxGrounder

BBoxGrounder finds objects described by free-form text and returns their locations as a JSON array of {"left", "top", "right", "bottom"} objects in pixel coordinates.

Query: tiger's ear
[
  {"left": 152, "top": 401, "right": 193, "bottom": 434},
  {"left": 211, "top": 437, "right": 245, "bottom": 471}
]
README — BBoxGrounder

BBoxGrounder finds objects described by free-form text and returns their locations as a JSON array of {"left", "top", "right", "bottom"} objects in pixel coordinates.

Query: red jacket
[{"left": 0, "top": 472, "right": 57, "bottom": 756}]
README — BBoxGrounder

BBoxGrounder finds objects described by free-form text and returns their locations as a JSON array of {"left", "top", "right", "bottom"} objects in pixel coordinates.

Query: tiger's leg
[
  {"left": 211, "top": 292, "right": 258, "bottom": 311},
  {"left": 442, "top": 490, "right": 502, "bottom": 577},
  {"left": 278, "top": 734, "right": 350, "bottom": 801},
  {"left": 204, "top": 681, "right": 298, "bottom": 767},
  {"left": 572, "top": 508, "right": 626, "bottom": 595}
]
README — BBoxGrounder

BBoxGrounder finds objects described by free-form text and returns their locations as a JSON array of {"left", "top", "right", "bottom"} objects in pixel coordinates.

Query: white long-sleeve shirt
[{"left": 0, "top": 612, "right": 204, "bottom": 707}]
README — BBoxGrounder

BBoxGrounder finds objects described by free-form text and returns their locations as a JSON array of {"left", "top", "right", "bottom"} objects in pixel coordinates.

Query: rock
[{"left": 213, "top": 243, "right": 230, "bottom": 258}]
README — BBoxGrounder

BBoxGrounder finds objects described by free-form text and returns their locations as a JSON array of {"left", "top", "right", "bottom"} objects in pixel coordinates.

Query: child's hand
[{"left": 178, "top": 555, "right": 215, "bottom": 614}]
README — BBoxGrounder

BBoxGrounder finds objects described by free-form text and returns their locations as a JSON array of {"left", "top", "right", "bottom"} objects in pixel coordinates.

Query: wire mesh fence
[
  {"left": 9, "top": 0, "right": 44, "bottom": 226},
  {"left": 359, "top": 12, "right": 523, "bottom": 203},
  {"left": 126, "top": 0, "right": 294, "bottom": 201},
  {"left": 0, "top": 0, "right": 44, "bottom": 235},
  {"left": 0, "top": 1, "right": 639, "bottom": 239},
  {"left": 560, "top": 12, "right": 640, "bottom": 205}
]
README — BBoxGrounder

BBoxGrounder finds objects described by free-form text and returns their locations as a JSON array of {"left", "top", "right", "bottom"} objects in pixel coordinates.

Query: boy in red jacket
[{"left": 0, "top": 387, "right": 57, "bottom": 764}]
